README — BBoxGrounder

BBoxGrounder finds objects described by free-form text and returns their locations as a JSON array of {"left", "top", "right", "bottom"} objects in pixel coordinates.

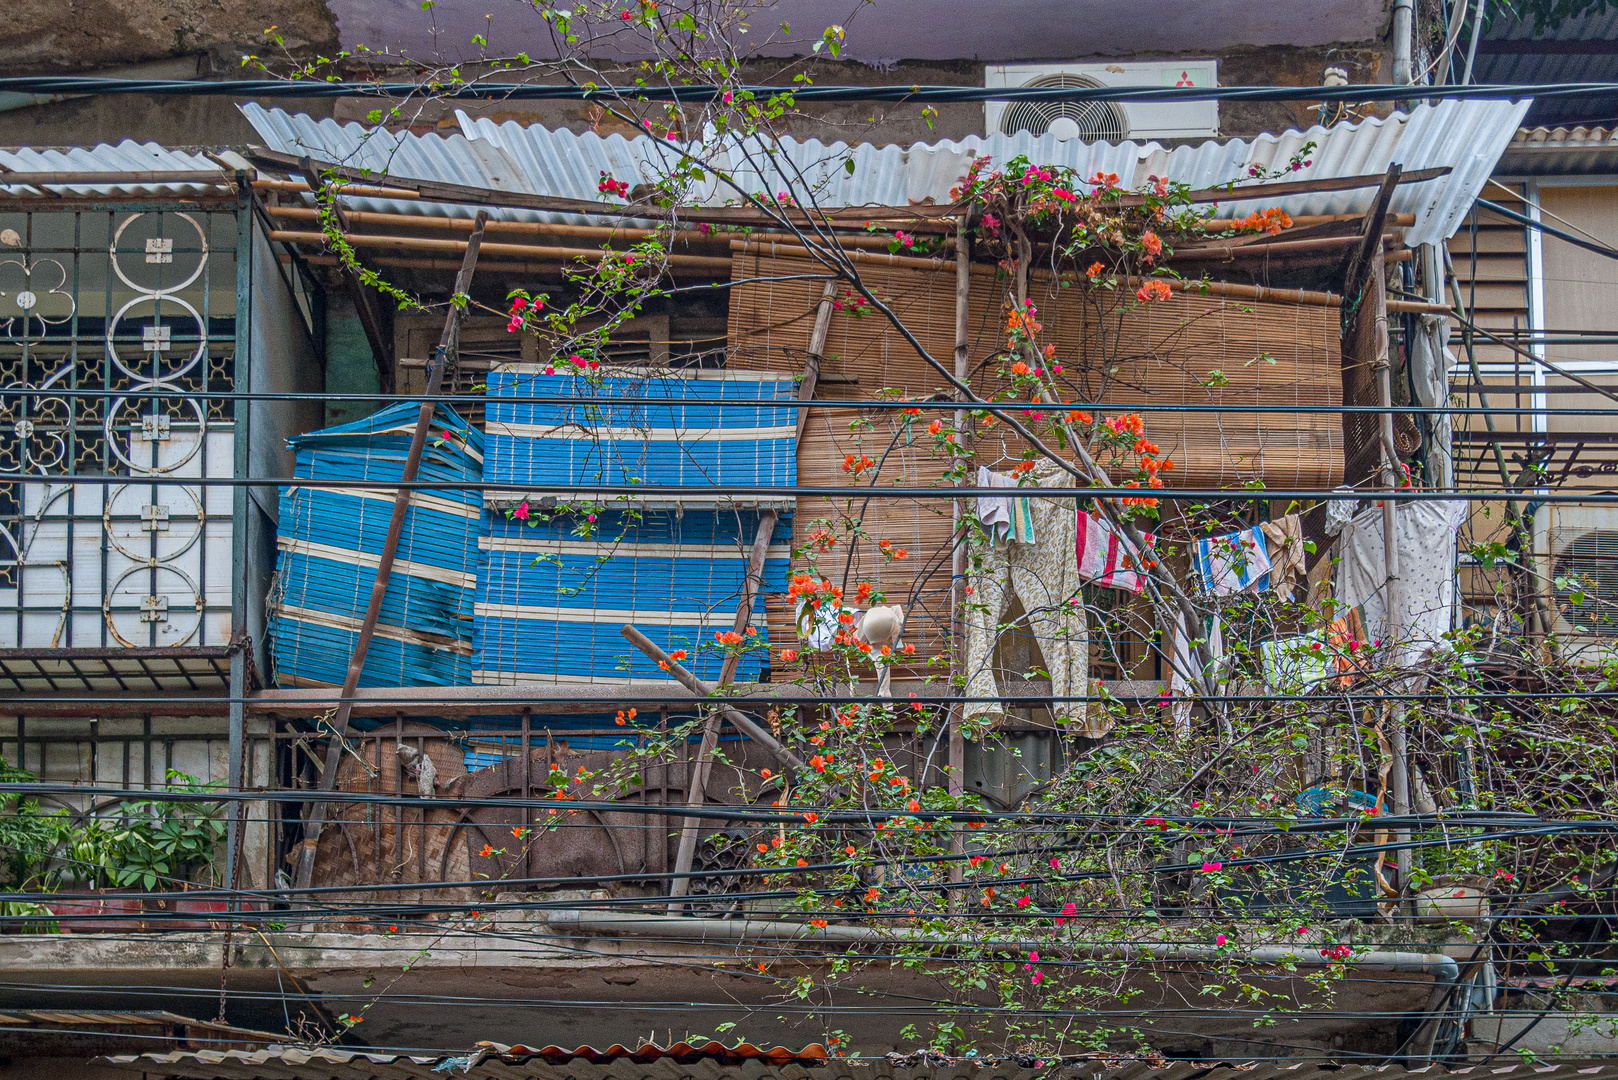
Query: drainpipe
[
  {"left": 546, "top": 909, "right": 1459, "bottom": 979},
  {"left": 1392, "top": 0, "right": 1416, "bottom": 85}
]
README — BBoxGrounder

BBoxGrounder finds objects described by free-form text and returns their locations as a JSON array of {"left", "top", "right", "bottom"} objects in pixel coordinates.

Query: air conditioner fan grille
[{"left": 999, "top": 73, "right": 1129, "bottom": 142}]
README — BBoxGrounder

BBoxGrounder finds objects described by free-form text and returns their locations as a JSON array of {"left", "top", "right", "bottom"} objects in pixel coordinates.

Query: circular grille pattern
[{"left": 999, "top": 73, "right": 1129, "bottom": 142}]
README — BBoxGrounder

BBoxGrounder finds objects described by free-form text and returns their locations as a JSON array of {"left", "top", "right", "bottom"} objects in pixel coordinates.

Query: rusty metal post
[{"left": 292, "top": 210, "right": 490, "bottom": 895}]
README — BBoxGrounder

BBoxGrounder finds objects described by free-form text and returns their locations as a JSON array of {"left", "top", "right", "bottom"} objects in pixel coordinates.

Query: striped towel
[
  {"left": 1074, "top": 511, "right": 1155, "bottom": 593},
  {"left": 977, "top": 467, "right": 1036, "bottom": 544},
  {"left": 1193, "top": 527, "right": 1272, "bottom": 595}
]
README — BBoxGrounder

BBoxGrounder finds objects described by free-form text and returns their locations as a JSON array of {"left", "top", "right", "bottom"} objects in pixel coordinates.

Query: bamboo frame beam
[
  {"left": 666, "top": 511, "right": 780, "bottom": 909},
  {"left": 262, "top": 204, "right": 907, "bottom": 251},
  {"left": 1202, "top": 211, "right": 1416, "bottom": 231},
  {"left": 269, "top": 229, "right": 735, "bottom": 273}
]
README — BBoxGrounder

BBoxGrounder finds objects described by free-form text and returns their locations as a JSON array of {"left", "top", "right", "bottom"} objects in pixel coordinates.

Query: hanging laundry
[
  {"left": 1324, "top": 489, "right": 1360, "bottom": 537},
  {"left": 1074, "top": 510, "right": 1156, "bottom": 594},
  {"left": 964, "top": 462, "right": 1084, "bottom": 729},
  {"left": 1193, "top": 527, "right": 1272, "bottom": 595},
  {"left": 1335, "top": 498, "right": 1467, "bottom": 664},
  {"left": 1166, "top": 609, "right": 1223, "bottom": 739},
  {"left": 1260, "top": 612, "right": 1367, "bottom": 690},
  {"left": 1259, "top": 514, "right": 1306, "bottom": 601},
  {"left": 976, "top": 466, "right": 1035, "bottom": 545},
  {"left": 797, "top": 597, "right": 861, "bottom": 650}
]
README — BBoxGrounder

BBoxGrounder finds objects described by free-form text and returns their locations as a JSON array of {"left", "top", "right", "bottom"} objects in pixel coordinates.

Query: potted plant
[{"left": 34, "top": 771, "right": 229, "bottom": 931}]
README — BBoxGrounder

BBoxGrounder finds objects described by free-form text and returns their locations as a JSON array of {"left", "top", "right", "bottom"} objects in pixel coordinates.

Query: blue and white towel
[{"left": 1193, "top": 527, "right": 1272, "bottom": 595}]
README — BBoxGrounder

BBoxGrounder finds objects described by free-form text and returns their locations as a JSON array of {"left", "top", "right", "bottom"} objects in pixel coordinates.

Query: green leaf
[{"left": 844, "top": 159, "right": 856, "bottom": 176}]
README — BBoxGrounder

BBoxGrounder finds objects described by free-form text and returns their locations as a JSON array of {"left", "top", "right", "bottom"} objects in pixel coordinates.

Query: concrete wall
[
  {"left": 322, "top": 297, "right": 383, "bottom": 429},
  {"left": 240, "top": 222, "right": 325, "bottom": 677}
]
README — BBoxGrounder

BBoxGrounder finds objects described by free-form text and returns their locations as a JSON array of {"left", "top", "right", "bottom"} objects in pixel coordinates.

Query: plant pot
[
  {"left": 144, "top": 894, "right": 230, "bottom": 930},
  {"left": 43, "top": 891, "right": 145, "bottom": 932},
  {"left": 1416, "top": 884, "right": 1489, "bottom": 922}
]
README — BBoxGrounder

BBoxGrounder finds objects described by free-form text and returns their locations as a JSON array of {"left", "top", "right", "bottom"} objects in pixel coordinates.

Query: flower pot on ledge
[
  {"left": 1415, "top": 883, "right": 1489, "bottom": 923},
  {"left": 42, "top": 891, "right": 144, "bottom": 932},
  {"left": 144, "top": 893, "right": 230, "bottom": 930}
]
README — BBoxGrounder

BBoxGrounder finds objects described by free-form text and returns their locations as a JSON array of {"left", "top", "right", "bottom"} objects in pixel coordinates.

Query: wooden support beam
[
  {"left": 795, "top": 281, "right": 838, "bottom": 444},
  {"left": 291, "top": 209, "right": 491, "bottom": 896},
  {"left": 1342, "top": 165, "right": 1403, "bottom": 307},
  {"left": 666, "top": 510, "right": 780, "bottom": 909},
  {"left": 619, "top": 624, "right": 805, "bottom": 774}
]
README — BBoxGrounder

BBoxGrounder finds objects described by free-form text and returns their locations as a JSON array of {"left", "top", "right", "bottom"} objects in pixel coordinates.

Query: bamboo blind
[{"left": 730, "top": 249, "right": 1345, "bottom": 675}]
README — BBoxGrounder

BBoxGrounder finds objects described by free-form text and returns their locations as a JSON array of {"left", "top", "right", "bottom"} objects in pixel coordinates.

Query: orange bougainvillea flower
[
  {"left": 1135, "top": 279, "right": 1173, "bottom": 303},
  {"left": 845, "top": 844, "right": 857, "bottom": 856},
  {"left": 479, "top": 844, "right": 495, "bottom": 858},
  {"left": 810, "top": 918, "right": 828, "bottom": 928}
]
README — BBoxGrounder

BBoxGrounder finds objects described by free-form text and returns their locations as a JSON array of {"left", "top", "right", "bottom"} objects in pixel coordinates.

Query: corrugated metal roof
[
  {"left": 1473, "top": 10, "right": 1618, "bottom": 127},
  {"left": 240, "top": 99, "right": 1528, "bottom": 248},
  {"left": 1498, "top": 124, "right": 1618, "bottom": 175},
  {"left": 0, "top": 142, "right": 240, "bottom": 197},
  {"left": 94, "top": 1045, "right": 1618, "bottom": 1080}
]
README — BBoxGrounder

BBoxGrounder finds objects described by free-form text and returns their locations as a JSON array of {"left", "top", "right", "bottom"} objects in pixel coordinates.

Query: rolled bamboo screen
[{"left": 728, "top": 249, "right": 1344, "bottom": 673}]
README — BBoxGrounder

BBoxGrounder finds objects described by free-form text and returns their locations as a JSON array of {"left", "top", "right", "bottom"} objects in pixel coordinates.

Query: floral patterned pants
[{"left": 963, "top": 466, "right": 1086, "bottom": 731}]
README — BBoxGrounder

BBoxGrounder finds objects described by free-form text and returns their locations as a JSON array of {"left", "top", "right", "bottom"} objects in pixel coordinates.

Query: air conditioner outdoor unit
[
  {"left": 984, "top": 61, "right": 1219, "bottom": 142},
  {"left": 1541, "top": 505, "right": 1618, "bottom": 663}
]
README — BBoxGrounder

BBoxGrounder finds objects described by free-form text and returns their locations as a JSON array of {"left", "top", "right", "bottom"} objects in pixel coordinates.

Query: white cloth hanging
[{"left": 1335, "top": 499, "right": 1467, "bottom": 665}]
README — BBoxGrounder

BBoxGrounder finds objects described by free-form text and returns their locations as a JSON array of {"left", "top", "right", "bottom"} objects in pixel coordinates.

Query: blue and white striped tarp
[
  {"left": 269, "top": 402, "right": 484, "bottom": 689},
  {"left": 473, "top": 508, "right": 791, "bottom": 685},
  {"left": 483, "top": 368, "right": 797, "bottom": 505}
]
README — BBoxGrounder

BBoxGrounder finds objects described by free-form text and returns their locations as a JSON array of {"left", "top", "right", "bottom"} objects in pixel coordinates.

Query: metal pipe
[
  {"left": 1393, "top": 0, "right": 1417, "bottom": 84},
  {"left": 545, "top": 908, "right": 1461, "bottom": 979},
  {"left": 1462, "top": 0, "right": 1488, "bottom": 85}
]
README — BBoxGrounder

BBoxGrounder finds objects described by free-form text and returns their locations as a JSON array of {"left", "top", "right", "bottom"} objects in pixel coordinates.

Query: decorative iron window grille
[{"left": 0, "top": 209, "right": 237, "bottom": 653}]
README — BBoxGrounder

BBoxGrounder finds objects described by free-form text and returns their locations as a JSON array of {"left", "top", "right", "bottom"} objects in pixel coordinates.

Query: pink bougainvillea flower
[{"left": 1200, "top": 861, "right": 1223, "bottom": 873}]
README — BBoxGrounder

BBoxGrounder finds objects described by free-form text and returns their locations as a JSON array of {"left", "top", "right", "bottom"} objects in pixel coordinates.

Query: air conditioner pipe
[{"left": 545, "top": 908, "right": 1459, "bottom": 978}]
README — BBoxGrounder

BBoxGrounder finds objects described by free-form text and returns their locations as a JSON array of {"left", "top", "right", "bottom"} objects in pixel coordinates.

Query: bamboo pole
[
  {"left": 264, "top": 204, "right": 907, "bottom": 251},
  {"left": 666, "top": 511, "right": 779, "bottom": 910},
  {"left": 1371, "top": 253, "right": 1415, "bottom": 907},
  {"left": 1168, "top": 232, "right": 1403, "bottom": 262},
  {"left": 1201, "top": 212, "right": 1416, "bottom": 231},
  {"left": 269, "top": 228, "right": 735, "bottom": 272},
  {"left": 732, "top": 238, "right": 954, "bottom": 273},
  {"left": 948, "top": 218, "right": 971, "bottom": 899},
  {"left": 619, "top": 625, "right": 805, "bottom": 773}
]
